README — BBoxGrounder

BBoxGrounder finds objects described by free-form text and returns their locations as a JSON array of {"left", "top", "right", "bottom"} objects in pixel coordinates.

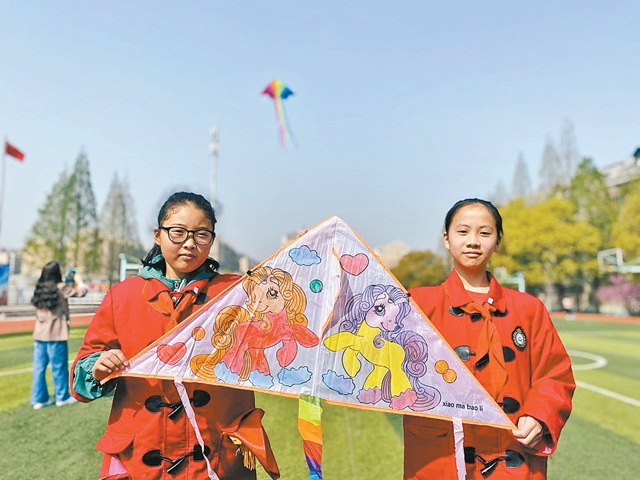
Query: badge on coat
[{"left": 512, "top": 326, "right": 527, "bottom": 351}]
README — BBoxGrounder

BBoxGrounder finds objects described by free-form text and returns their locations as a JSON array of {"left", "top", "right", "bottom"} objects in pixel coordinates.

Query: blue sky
[{"left": 1, "top": 1, "right": 639, "bottom": 262}]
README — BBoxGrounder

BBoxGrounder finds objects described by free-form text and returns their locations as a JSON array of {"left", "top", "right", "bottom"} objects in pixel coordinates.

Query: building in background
[{"left": 600, "top": 147, "right": 640, "bottom": 197}]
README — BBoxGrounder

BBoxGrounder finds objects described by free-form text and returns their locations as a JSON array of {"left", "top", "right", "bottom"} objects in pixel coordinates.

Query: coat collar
[
  {"left": 142, "top": 277, "right": 211, "bottom": 316},
  {"left": 444, "top": 269, "right": 508, "bottom": 315}
]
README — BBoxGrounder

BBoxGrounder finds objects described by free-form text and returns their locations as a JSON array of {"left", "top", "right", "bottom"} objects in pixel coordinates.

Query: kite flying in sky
[{"left": 262, "top": 79, "right": 298, "bottom": 150}]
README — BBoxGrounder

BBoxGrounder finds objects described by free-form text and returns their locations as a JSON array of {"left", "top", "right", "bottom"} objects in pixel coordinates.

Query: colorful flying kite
[
  {"left": 262, "top": 79, "right": 297, "bottom": 150},
  {"left": 109, "top": 216, "right": 513, "bottom": 480}
]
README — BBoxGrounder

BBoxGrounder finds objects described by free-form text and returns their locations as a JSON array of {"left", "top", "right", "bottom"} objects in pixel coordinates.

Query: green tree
[
  {"left": 492, "top": 197, "right": 600, "bottom": 308},
  {"left": 23, "top": 170, "right": 74, "bottom": 270},
  {"left": 100, "top": 173, "right": 145, "bottom": 284},
  {"left": 391, "top": 250, "right": 446, "bottom": 289},
  {"left": 569, "top": 158, "right": 617, "bottom": 247},
  {"left": 611, "top": 189, "right": 640, "bottom": 261},
  {"left": 23, "top": 151, "right": 101, "bottom": 275},
  {"left": 67, "top": 150, "right": 101, "bottom": 273}
]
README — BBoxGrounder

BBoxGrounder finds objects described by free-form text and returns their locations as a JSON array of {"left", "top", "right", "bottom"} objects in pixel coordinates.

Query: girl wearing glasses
[
  {"left": 71, "top": 192, "right": 279, "bottom": 480},
  {"left": 404, "top": 198, "right": 575, "bottom": 480}
]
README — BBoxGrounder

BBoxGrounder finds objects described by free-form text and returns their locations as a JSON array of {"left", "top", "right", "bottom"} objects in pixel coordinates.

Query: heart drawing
[
  {"left": 340, "top": 253, "right": 369, "bottom": 276},
  {"left": 157, "top": 342, "right": 187, "bottom": 365}
]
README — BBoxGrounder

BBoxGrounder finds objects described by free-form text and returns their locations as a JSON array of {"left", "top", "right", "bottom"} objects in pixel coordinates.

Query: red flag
[{"left": 4, "top": 141, "right": 24, "bottom": 161}]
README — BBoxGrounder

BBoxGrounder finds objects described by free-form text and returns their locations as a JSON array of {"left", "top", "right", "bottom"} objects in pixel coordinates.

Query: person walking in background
[
  {"left": 30, "top": 260, "right": 87, "bottom": 410},
  {"left": 71, "top": 191, "right": 279, "bottom": 480},
  {"left": 65, "top": 268, "right": 77, "bottom": 287},
  {"left": 404, "top": 198, "right": 575, "bottom": 479}
]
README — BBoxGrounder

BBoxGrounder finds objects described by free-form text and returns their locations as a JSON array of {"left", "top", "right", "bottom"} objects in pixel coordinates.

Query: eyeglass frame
[{"left": 158, "top": 226, "right": 215, "bottom": 246}]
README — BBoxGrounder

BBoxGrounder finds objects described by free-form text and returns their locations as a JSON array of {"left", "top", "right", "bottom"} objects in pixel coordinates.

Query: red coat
[
  {"left": 403, "top": 271, "right": 574, "bottom": 480},
  {"left": 71, "top": 274, "right": 279, "bottom": 480}
]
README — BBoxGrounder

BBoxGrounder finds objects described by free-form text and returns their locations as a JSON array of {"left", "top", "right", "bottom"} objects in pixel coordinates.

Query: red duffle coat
[
  {"left": 71, "top": 274, "right": 280, "bottom": 480},
  {"left": 403, "top": 271, "right": 575, "bottom": 480}
]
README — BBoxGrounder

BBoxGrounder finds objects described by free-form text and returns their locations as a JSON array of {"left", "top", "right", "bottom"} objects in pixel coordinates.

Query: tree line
[
  {"left": 393, "top": 121, "right": 640, "bottom": 314},
  {"left": 22, "top": 150, "right": 144, "bottom": 285}
]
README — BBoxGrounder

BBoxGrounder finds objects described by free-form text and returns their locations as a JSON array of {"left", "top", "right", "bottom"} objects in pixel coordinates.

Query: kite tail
[
  {"left": 281, "top": 102, "right": 298, "bottom": 149},
  {"left": 273, "top": 100, "right": 288, "bottom": 150},
  {"left": 298, "top": 394, "right": 324, "bottom": 480}
]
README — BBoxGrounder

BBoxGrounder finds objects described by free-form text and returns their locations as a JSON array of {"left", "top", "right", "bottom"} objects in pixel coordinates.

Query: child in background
[
  {"left": 404, "top": 198, "right": 575, "bottom": 479},
  {"left": 30, "top": 260, "right": 87, "bottom": 409},
  {"left": 71, "top": 192, "right": 279, "bottom": 480}
]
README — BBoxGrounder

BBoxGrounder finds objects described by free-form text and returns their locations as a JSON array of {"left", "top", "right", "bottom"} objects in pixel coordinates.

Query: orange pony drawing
[{"left": 191, "top": 266, "right": 319, "bottom": 388}]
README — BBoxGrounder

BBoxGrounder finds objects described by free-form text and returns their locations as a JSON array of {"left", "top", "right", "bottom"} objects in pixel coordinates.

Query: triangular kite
[{"left": 112, "top": 216, "right": 513, "bottom": 479}]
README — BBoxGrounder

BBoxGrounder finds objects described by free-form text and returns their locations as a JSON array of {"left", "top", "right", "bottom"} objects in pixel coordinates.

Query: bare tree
[
  {"left": 488, "top": 179, "right": 510, "bottom": 207},
  {"left": 512, "top": 152, "right": 532, "bottom": 199},
  {"left": 539, "top": 136, "right": 563, "bottom": 193},
  {"left": 559, "top": 119, "right": 579, "bottom": 183},
  {"left": 100, "top": 173, "right": 144, "bottom": 284}
]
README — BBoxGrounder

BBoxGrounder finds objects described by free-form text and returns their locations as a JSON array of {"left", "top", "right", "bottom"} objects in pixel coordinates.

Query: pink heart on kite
[
  {"left": 340, "top": 253, "right": 369, "bottom": 276},
  {"left": 157, "top": 342, "right": 187, "bottom": 365}
]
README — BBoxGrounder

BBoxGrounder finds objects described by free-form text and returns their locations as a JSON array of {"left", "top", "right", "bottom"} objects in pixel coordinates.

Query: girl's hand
[
  {"left": 512, "top": 415, "right": 544, "bottom": 449},
  {"left": 92, "top": 349, "right": 129, "bottom": 382}
]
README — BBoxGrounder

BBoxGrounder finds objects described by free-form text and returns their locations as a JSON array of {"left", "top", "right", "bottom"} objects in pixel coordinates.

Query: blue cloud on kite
[
  {"left": 278, "top": 366, "right": 312, "bottom": 386},
  {"left": 249, "top": 370, "right": 274, "bottom": 389},
  {"left": 322, "top": 370, "right": 355, "bottom": 395},
  {"left": 289, "top": 245, "right": 321, "bottom": 266},
  {"left": 214, "top": 363, "right": 240, "bottom": 384}
]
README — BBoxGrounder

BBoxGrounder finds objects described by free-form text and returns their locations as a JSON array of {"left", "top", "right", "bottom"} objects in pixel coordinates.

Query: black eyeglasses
[
  {"left": 159, "top": 226, "right": 214, "bottom": 246},
  {"left": 145, "top": 390, "right": 211, "bottom": 418},
  {"left": 464, "top": 447, "right": 524, "bottom": 476},
  {"left": 142, "top": 445, "right": 210, "bottom": 473}
]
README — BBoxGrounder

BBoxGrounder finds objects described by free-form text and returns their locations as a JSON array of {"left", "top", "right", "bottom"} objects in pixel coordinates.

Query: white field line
[
  {"left": 575, "top": 380, "right": 640, "bottom": 408},
  {"left": 567, "top": 350, "right": 608, "bottom": 371},
  {"left": 567, "top": 350, "right": 640, "bottom": 407},
  {"left": 0, "top": 360, "right": 73, "bottom": 377}
]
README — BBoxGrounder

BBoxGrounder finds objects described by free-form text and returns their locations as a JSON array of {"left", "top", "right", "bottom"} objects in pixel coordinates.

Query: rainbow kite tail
[
  {"left": 274, "top": 99, "right": 287, "bottom": 150},
  {"left": 280, "top": 101, "right": 298, "bottom": 150},
  {"left": 298, "top": 394, "right": 324, "bottom": 480}
]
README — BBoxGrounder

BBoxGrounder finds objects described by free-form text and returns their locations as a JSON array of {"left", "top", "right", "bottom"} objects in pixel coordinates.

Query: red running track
[{"left": 0, "top": 314, "right": 94, "bottom": 335}]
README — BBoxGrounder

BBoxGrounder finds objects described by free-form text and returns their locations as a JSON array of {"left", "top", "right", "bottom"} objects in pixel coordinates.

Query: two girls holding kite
[
  {"left": 404, "top": 199, "right": 575, "bottom": 479},
  {"left": 71, "top": 191, "right": 573, "bottom": 479},
  {"left": 71, "top": 192, "right": 279, "bottom": 480}
]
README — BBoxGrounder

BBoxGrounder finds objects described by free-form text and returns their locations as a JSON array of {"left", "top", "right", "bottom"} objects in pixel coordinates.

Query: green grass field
[{"left": 0, "top": 319, "right": 638, "bottom": 479}]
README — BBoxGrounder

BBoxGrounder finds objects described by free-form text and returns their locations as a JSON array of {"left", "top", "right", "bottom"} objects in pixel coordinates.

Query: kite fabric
[
  {"left": 262, "top": 79, "right": 297, "bottom": 150},
  {"left": 112, "top": 215, "right": 514, "bottom": 478}
]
